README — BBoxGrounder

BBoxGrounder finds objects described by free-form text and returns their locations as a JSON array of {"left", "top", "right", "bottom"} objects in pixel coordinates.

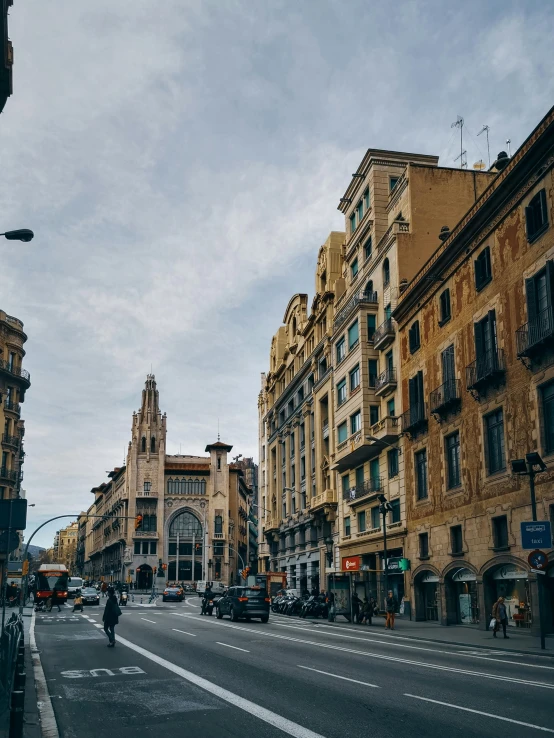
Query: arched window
[
  {"left": 292, "top": 317, "right": 297, "bottom": 336},
  {"left": 151, "top": 436, "right": 156, "bottom": 452},
  {"left": 217, "top": 456, "right": 221, "bottom": 470},
  {"left": 169, "top": 511, "right": 202, "bottom": 537},
  {"left": 364, "top": 280, "right": 373, "bottom": 297},
  {"left": 141, "top": 437, "right": 146, "bottom": 453},
  {"left": 214, "top": 515, "right": 223, "bottom": 534},
  {"left": 383, "top": 258, "right": 390, "bottom": 286}
]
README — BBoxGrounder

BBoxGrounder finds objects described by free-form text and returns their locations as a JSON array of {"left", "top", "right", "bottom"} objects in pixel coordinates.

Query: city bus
[{"left": 35, "top": 563, "right": 70, "bottom": 605}]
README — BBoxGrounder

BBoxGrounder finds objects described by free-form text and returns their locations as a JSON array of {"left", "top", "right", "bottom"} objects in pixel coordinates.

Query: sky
[{"left": 2, "top": 0, "right": 553, "bottom": 547}]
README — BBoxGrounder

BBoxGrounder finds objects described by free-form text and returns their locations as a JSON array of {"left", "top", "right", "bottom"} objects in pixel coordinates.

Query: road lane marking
[
  {"left": 113, "top": 634, "right": 327, "bottom": 738},
  {"left": 216, "top": 642, "right": 250, "bottom": 653},
  {"left": 141, "top": 618, "right": 157, "bottom": 624},
  {"left": 93, "top": 624, "right": 103, "bottom": 628},
  {"left": 172, "top": 629, "right": 197, "bottom": 637},
  {"left": 298, "top": 665, "right": 379, "bottom": 688},
  {"left": 404, "top": 694, "right": 554, "bottom": 733},
  {"left": 174, "top": 615, "right": 554, "bottom": 690}
]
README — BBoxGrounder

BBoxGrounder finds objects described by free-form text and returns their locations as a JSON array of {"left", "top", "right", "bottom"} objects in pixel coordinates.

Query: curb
[{"left": 29, "top": 610, "right": 59, "bottom": 738}]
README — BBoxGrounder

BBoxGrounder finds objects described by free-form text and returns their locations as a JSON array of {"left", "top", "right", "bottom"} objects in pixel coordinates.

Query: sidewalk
[
  {"left": 21, "top": 605, "right": 42, "bottom": 738},
  {"left": 325, "top": 613, "right": 554, "bottom": 657}
]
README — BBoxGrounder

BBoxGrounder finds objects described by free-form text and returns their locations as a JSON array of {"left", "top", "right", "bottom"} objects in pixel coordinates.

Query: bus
[{"left": 35, "top": 563, "right": 70, "bottom": 605}]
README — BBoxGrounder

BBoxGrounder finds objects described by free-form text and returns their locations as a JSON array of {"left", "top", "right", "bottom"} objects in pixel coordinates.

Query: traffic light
[
  {"left": 134, "top": 514, "right": 143, "bottom": 530},
  {"left": 241, "top": 567, "right": 250, "bottom": 580},
  {"left": 22, "top": 560, "right": 29, "bottom": 576}
]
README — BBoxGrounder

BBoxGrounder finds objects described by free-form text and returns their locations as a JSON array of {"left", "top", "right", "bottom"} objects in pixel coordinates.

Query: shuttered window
[
  {"left": 409, "top": 320, "right": 421, "bottom": 353},
  {"left": 526, "top": 189, "right": 548, "bottom": 242},
  {"left": 474, "top": 247, "right": 492, "bottom": 291}
]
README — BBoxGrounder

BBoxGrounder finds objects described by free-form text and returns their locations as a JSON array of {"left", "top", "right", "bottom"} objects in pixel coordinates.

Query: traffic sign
[
  {"left": 527, "top": 549, "right": 548, "bottom": 570},
  {"left": 342, "top": 556, "right": 361, "bottom": 572},
  {"left": 521, "top": 521, "right": 551, "bottom": 550}
]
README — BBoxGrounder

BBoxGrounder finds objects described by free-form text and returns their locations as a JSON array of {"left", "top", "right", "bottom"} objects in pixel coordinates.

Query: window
[
  {"left": 357, "top": 200, "right": 364, "bottom": 223},
  {"left": 386, "top": 349, "right": 394, "bottom": 374},
  {"left": 300, "top": 423, "right": 305, "bottom": 448},
  {"left": 134, "top": 541, "right": 140, "bottom": 555},
  {"left": 358, "top": 510, "right": 366, "bottom": 533},
  {"left": 408, "top": 371, "right": 425, "bottom": 422},
  {"left": 214, "top": 515, "right": 223, "bottom": 534},
  {"left": 143, "top": 481, "right": 151, "bottom": 492},
  {"left": 389, "top": 499, "right": 401, "bottom": 524},
  {"left": 290, "top": 432, "right": 295, "bottom": 457},
  {"left": 351, "top": 258, "right": 359, "bottom": 279},
  {"left": 151, "top": 436, "right": 156, "bottom": 452},
  {"left": 492, "top": 515, "right": 509, "bottom": 549},
  {"left": 141, "top": 541, "right": 149, "bottom": 555},
  {"left": 485, "top": 408, "right": 505, "bottom": 474},
  {"left": 525, "top": 262, "right": 554, "bottom": 329},
  {"left": 283, "top": 499, "right": 287, "bottom": 518},
  {"left": 385, "top": 302, "right": 392, "bottom": 320},
  {"left": 291, "top": 464, "right": 296, "bottom": 485},
  {"left": 370, "top": 405, "right": 379, "bottom": 425},
  {"left": 337, "top": 379, "right": 347, "bottom": 406},
  {"left": 367, "top": 314, "right": 376, "bottom": 342},
  {"left": 387, "top": 398, "right": 395, "bottom": 416},
  {"left": 336, "top": 338, "right": 345, "bottom": 364},
  {"left": 415, "top": 449, "right": 428, "bottom": 500},
  {"left": 371, "top": 506, "right": 380, "bottom": 529},
  {"left": 368, "top": 359, "right": 378, "bottom": 387},
  {"left": 344, "top": 516, "right": 351, "bottom": 536},
  {"left": 141, "top": 437, "right": 146, "bottom": 453},
  {"left": 150, "top": 541, "right": 157, "bottom": 555},
  {"left": 364, "top": 187, "right": 370, "bottom": 210},
  {"left": 450, "top": 525, "right": 463, "bottom": 554},
  {"left": 383, "top": 258, "right": 390, "bottom": 286},
  {"left": 349, "top": 364, "right": 360, "bottom": 392},
  {"left": 439, "top": 288, "right": 451, "bottom": 324},
  {"left": 338, "top": 422, "right": 348, "bottom": 444},
  {"left": 348, "top": 319, "right": 359, "bottom": 350},
  {"left": 351, "top": 411, "right": 361, "bottom": 434},
  {"left": 474, "top": 246, "right": 492, "bottom": 291},
  {"left": 364, "top": 236, "right": 372, "bottom": 261},
  {"left": 217, "top": 456, "right": 221, "bottom": 470},
  {"left": 370, "top": 458, "right": 380, "bottom": 486},
  {"left": 350, "top": 213, "right": 357, "bottom": 233},
  {"left": 526, "top": 189, "right": 548, "bottom": 242},
  {"left": 419, "top": 533, "right": 429, "bottom": 558},
  {"left": 541, "top": 381, "right": 554, "bottom": 454},
  {"left": 409, "top": 321, "right": 421, "bottom": 353},
  {"left": 355, "top": 466, "right": 364, "bottom": 489},
  {"left": 342, "top": 474, "right": 350, "bottom": 497},
  {"left": 390, "top": 177, "right": 399, "bottom": 192},
  {"left": 388, "top": 448, "right": 399, "bottom": 478},
  {"left": 445, "top": 432, "right": 461, "bottom": 489}
]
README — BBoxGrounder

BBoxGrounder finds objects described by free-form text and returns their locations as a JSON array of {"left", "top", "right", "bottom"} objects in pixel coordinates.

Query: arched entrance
[
  {"left": 413, "top": 569, "right": 440, "bottom": 621},
  {"left": 444, "top": 566, "right": 479, "bottom": 625},
  {"left": 136, "top": 564, "right": 152, "bottom": 590},
  {"left": 167, "top": 510, "right": 203, "bottom": 584},
  {"left": 483, "top": 562, "right": 531, "bottom": 629}
]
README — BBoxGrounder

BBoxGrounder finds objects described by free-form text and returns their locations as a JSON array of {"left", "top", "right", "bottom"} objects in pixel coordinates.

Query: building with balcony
[
  {"left": 333, "top": 149, "right": 495, "bottom": 608},
  {"left": 394, "top": 105, "right": 554, "bottom": 635},
  {"left": 53, "top": 521, "right": 79, "bottom": 571},
  {"left": 258, "top": 232, "right": 344, "bottom": 593}
]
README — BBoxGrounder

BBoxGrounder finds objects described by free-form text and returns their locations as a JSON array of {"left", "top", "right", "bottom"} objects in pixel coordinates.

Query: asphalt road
[{"left": 33, "top": 597, "right": 554, "bottom": 738}]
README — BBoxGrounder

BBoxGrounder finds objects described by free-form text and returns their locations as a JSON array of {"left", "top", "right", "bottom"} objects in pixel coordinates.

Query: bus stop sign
[{"left": 521, "top": 521, "right": 551, "bottom": 550}]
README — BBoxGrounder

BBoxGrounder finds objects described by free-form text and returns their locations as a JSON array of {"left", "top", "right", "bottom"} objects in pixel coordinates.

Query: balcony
[
  {"left": 333, "top": 289, "right": 378, "bottom": 333},
  {"left": 264, "top": 518, "right": 280, "bottom": 535},
  {"left": 516, "top": 307, "right": 554, "bottom": 359},
  {"left": 1, "top": 434, "right": 20, "bottom": 449},
  {"left": 373, "top": 318, "right": 395, "bottom": 351},
  {"left": 401, "top": 403, "right": 428, "bottom": 436},
  {"left": 322, "top": 421, "right": 329, "bottom": 440},
  {"left": 375, "top": 368, "right": 397, "bottom": 397},
  {"left": 0, "top": 466, "right": 18, "bottom": 484},
  {"left": 0, "top": 359, "right": 30, "bottom": 387},
  {"left": 343, "top": 477, "right": 383, "bottom": 504},
  {"left": 466, "top": 349, "right": 506, "bottom": 394},
  {"left": 368, "top": 415, "right": 400, "bottom": 445},
  {"left": 309, "top": 489, "right": 337, "bottom": 513},
  {"left": 4, "top": 400, "right": 21, "bottom": 415},
  {"left": 430, "top": 380, "right": 461, "bottom": 419}
]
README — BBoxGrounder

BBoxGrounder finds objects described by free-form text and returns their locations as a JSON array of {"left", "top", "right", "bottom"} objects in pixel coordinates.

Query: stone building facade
[
  {"left": 333, "top": 150, "right": 494, "bottom": 607},
  {"left": 53, "top": 521, "right": 78, "bottom": 571},
  {"left": 394, "top": 105, "right": 554, "bottom": 634},
  {"left": 82, "top": 375, "right": 252, "bottom": 587}
]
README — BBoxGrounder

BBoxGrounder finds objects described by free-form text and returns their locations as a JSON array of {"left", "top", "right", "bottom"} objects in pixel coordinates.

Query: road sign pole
[
  {"left": 528, "top": 470, "right": 546, "bottom": 650},
  {"left": 528, "top": 467, "right": 538, "bottom": 521}
]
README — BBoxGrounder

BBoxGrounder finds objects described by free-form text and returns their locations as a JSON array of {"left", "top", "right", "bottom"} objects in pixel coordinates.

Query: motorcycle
[
  {"left": 201, "top": 595, "right": 215, "bottom": 616},
  {"left": 300, "top": 595, "right": 327, "bottom": 618},
  {"left": 119, "top": 591, "right": 128, "bottom": 607}
]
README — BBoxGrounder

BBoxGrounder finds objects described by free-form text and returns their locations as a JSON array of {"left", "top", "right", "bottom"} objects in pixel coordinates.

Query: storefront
[
  {"left": 413, "top": 570, "right": 439, "bottom": 621},
  {"left": 445, "top": 567, "right": 479, "bottom": 625},
  {"left": 485, "top": 564, "right": 531, "bottom": 628}
]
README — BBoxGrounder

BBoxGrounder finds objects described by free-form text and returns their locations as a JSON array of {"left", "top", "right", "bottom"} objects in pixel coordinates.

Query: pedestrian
[
  {"left": 102, "top": 586, "right": 122, "bottom": 647},
  {"left": 385, "top": 590, "right": 397, "bottom": 630},
  {"left": 492, "top": 596, "right": 509, "bottom": 639},
  {"left": 101, "top": 581, "right": 108, "bottom": 598},
  {"left": 50, "top": 587, "right": 62, "bottom": 612},
  {"left": 351, "top": 591, "right": 362, "bottom": 624},
  {"left": 361, "top": 597, "right": 373, "bottom": 625},
  {"left": 327, "top": 591, "right": 336, "bottom": 622},
  {"left": 73, "top": 590, "right": 83, "bottom": 613}
]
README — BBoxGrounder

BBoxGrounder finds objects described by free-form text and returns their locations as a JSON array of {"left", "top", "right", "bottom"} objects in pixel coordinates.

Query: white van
[
  {"left": 67, "top": 576, "right": 84, "bottom": 599},
  {"left": 196, "top": 581, "right": 226, "bottom": 597}
]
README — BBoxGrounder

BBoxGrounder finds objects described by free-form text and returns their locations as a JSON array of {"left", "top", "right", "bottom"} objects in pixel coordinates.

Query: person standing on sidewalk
[
  {"left": 385, "top": 590, "right": 397, "bottom": 630},
  {"left": 102, "top": 586, "right": 122, "bottom": 647},
  {"left": 492, "top": 596, "right": 509, "bottom": 639}
]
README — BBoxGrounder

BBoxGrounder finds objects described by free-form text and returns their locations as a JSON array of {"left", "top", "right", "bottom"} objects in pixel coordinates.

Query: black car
[
  {"left": 162, "top": 586, "right": 184, "bottom": 602},
  {"left": 81, "top": 587, "right": 100, "bottom": 606},
  {"left": 216, "top": 586, "right": 270, "bottom": 622}
]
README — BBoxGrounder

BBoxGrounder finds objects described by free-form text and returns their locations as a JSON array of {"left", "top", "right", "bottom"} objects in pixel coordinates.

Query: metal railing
[
  {"left": 3, "top": 401, "right": 21, "bottom": 415},
  {"left": 0, "top": 360, "right": 30, "bottom": 384},
  {"left": 342, "top": 477, "right": 383, "bottom": 502},
  {"left": 466, "top": 349, "right": 505, "bottom": 390},
  {"left": 400, "top": 403, "right": 427, "bottom": 433},
  {"left": 429, "top": 379, "right": 461, "bottom": 415},
  {"left": 375, "top": 368, "right": 397, "bottom": 392},
  {"left": 373, "top": 318, "right": 395, "bottom": 347},
  {"left": 0, "top": 613, "right": 24, "bottom": 736},
  {"left": 516, "top": 306, "right": 554, "bottom": 357},
  {"left": 0, "top": 467, "right": 17, "bottom": 483},
  {"left": 1, "top": 434, "right": 20, "bottom": 448},
  {"left": 333, "top": 290, "right": 378, "bottom": 332}
]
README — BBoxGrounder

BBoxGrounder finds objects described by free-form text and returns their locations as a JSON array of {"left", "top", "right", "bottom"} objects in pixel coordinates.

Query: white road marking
[
  {"left": 172, "top": 629, "right": 197, "bottom": 637},
  {"left": 405, "top": 694, "right": 554, "bottom": 733},
  {"left": 94, "top": 624, "right": 103, "bottom": 628},
  {"left": 216, "top": 642, "right": 250, "bottom": 653},
  {"left": 141, "top": 618, "right": 157, "bottom": 624},
  {"left": 113, "top": 634, "right": 327, "bottom": 738},
  {"left": 174, "top": 615, "right": 554, "bottom": 690},
  {"left": 298, "top": 665, "right": 380, "bottom": 688}
]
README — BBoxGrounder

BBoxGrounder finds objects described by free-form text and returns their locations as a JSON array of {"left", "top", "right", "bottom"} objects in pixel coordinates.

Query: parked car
[
  {"left": 81, "top": 587, "right": 100, "bottom": 606},
  {"left": 162, "top": 586, "right": 184, "bottom": 602},
  {"left": 216, "top": 586, "right": 270, "bottom": 622}
]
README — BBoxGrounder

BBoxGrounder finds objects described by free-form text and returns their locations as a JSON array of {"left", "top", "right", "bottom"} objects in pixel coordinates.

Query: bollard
[
  {"left": 14, "top": 671, "right": 26, "bottom": 691},
  {"left": 9, "top": 690, "right": 24, "bottom": 738},
  {"left": 16, "top": 647, "right": 24, "bottom": 669}
]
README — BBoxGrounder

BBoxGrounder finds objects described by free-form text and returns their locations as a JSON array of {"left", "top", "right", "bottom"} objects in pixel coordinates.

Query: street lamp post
[
  {"left": 1, "top": 229, "right": 34, "bottom": 242},
  {"left": 378, "top": 493, "right": 393, "bottom": 610}
]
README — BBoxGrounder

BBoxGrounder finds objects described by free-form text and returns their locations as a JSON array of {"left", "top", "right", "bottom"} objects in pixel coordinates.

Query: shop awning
[{"left": 492, "top": 565, "right": 528, "bottom": 580}]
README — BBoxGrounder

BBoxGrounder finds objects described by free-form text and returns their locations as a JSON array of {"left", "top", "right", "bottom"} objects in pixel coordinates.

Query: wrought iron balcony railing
[
  {"left": 333, "top": 290, "right": 378, "bottom": 332},
  {"left": 373, "top": 318, "right": 395, "bottom": 350},
  {"left": 1, "top": 434, "right": 20, "bottom": 448},
  {"left": 0, "top": 359, "right": 30, "bottom": 384},
  {"left": 0, "top": 466, "right": 18, "bottom": 483},
  {"left": 429, "top": 379, "right": 461, "bottom": 416},
  {"left": 516, "top": 306, "right": 554, "bottom": 358},
  {"left": 466, "top": 349, "right": 505, "bottom": 392},
  {"left": 4, "top": 400, "right": 21, "bottom": 415},
  {"left": 342, "top": 477, "right": 383, "bottom": 503},
  {"left": 375, "top": 368, "right": 397, "bottom": 395},
  {"left": 400, "top": 403, "right": 427, "bottom": 434}
]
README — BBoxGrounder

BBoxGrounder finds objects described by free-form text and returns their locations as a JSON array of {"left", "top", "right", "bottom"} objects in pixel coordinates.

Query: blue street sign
[{"left": 521, "top": 521, "right": 552, "bottom": 550}]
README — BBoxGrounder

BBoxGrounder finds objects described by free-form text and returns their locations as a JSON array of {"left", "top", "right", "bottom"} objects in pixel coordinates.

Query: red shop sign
[{"left": 342, "top": 556, "right": 361, "bottom": 572}]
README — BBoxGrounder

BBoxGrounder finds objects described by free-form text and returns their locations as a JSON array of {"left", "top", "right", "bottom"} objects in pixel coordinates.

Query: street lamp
[
  {"left": 324, "top": 536, "right": 334, "bottom": 566},
  {"left": 1, "top": 229, "right": 34, "bottom": 242},
  {"left": 511, "top": 451, "right": 548, "bottom": 649},
  {"left": 378, "top": 493, "right": 393, "bottom": 608}
]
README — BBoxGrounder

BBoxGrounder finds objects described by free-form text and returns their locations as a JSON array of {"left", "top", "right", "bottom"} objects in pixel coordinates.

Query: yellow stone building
[{"left": 53, "top": 521, "right": 79, "bottom": 571}]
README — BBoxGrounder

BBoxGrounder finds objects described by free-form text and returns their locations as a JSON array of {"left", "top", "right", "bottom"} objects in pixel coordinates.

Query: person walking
[
  {"left": 385, "top": 590, "right": 397, "bottom": 630},
  {"left": 72, "top": 590, "right": 83, "bottom": 613},
  {"left": 102, "top": 586, "right": 122, "bottom": 647},
  {"left": 101, "top": 581, "right": 108, "bottom": 598},
  {"left": 492, "top": 596, "right": 509, "bottom": 639},
  {"left": 361, "top": 597, "right": 373, "bottom": 625},
  {"left": 326, "top": 591, "right": 336, "bottom": 622},
  {"left": 351, "top": 591, "right": 362, "bottom": 624}
]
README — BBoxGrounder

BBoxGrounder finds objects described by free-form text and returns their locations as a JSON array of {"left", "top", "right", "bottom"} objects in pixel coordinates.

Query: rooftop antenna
[
  {"left": 451, "top": 116, "right": 465, "bottom": 168},
  {"left": 217, "top": 417, "right": 220, "bottom": 442},
  {"left": 506, "top": 139, "right": 512, "bottom": 157},
  {"left": 477, "top": 125, "right": 491, "bottom": 168}
]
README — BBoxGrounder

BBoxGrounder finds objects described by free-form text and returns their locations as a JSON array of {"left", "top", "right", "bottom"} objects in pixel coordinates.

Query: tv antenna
[
  {"left": 477, "top": 125, "right": 491, "bottom": 168},
  {"left": 506, "top": 139, "right": 512, "bottom": 157},
  {"left": 451, "top": 116, "right": 465, "bottom": 168}
]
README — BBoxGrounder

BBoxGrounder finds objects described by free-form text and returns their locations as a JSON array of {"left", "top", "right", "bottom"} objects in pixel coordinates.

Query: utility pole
[
  {"left": 378, "top": 493, "right": 393, "bottom": 609},
  {"left": 477, "top": 125, "right": 491, "bottom": 168},
  {"left": 451, "top": 116, "right": 466, "bottom": 168}
]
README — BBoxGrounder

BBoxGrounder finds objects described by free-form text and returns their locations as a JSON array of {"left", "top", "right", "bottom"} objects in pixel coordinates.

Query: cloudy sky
[{"left": 2, "top": 0, "right": 553, "bottom": 547}]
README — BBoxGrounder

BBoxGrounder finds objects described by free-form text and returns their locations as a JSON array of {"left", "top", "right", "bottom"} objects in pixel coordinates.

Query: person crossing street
[{"left": 102, "top": 586, "right": 122, "bottom": 647}]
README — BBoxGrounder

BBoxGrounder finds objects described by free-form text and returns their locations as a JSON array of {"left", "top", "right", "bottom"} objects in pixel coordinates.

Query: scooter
[
  {"left": 119, "top": 591, "right": 128, "bottom": 607},
  {"left": 201, "top": 596, "right": 215, "bottom": 616}
]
